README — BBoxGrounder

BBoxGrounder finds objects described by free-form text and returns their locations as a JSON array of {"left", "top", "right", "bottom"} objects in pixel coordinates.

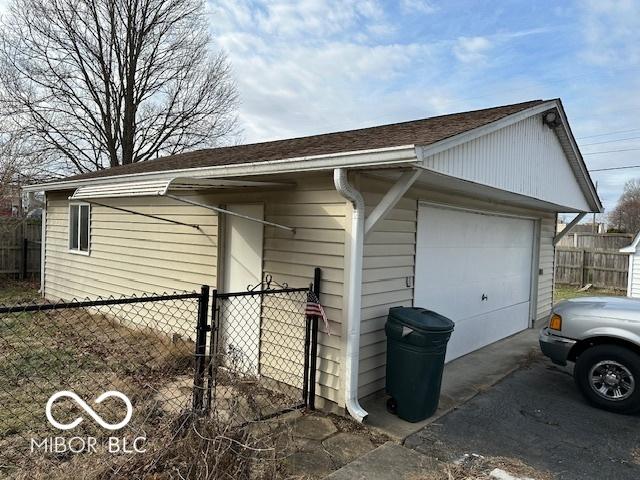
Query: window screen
[
  {"left": 69, "top": 205, "right": 79, "bottom": 250},
  {"left": 69, "top": 203, "right": 90, "bottom": 253},
  {"left": 79, "top": 205, "right": 89, "bottom": 251}
]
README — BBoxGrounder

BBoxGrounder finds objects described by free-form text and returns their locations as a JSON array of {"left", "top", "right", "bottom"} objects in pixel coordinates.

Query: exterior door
[
  {"left": 222, "top": 204, "right": 264, "bottom": 373},
  {"left": 414, "top": 204, "right": 534, "bottom": 362}
]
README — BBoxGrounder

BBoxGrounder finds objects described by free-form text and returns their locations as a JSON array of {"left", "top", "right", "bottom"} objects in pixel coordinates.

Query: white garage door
[{"left": 414, "top": 204, "right": 534, "bottom": 362}]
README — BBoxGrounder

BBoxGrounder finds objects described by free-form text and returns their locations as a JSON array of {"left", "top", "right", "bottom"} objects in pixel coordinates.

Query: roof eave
[
  {"left": 23, "top": 144, "right": 419, "bottom": 193},
  {"left": 552, "top": 99, "right": 603, "bottom": 213}
]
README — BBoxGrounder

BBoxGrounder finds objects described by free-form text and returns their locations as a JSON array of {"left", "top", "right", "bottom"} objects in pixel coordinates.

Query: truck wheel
[{"left": 574, "top": 344, "right": 640, "bottom": 414}]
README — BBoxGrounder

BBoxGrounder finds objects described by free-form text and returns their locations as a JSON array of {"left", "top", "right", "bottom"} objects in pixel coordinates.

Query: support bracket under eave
[
  {"left": 364, "top": 168, "right": 423, "bottom": 236},
  {"left": 553, "top": 212, "right": 587, "bottom": 246}
]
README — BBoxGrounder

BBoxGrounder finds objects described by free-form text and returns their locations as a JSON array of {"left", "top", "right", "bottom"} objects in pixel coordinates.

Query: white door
[
  {"left": 222, "top": 204, "right": 264, "bottom": 373},
  {"left": 414, "top": 204, "right": 534, "bottom": 362}
]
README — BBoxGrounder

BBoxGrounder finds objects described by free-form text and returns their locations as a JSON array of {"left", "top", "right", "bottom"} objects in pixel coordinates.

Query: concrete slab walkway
[
  {"left": 325, "top": 442, "right": 439, "bottom": 480},
  {"left": 361, "top": 327, "right": 540, "bottom": 440}
]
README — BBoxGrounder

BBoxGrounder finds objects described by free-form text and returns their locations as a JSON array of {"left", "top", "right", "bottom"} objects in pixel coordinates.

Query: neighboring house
[
  {"left": 557, "top": 221, "right": 604, "bottom": 234},
  {"left": 621, "top": 234, "right": 640, "bottom": 297},
  {"left": 0, "top": 185, "right": 22, "bottom": 217},
  {"left": 24, "top": 99, "right": 601, "bottom": 421}
]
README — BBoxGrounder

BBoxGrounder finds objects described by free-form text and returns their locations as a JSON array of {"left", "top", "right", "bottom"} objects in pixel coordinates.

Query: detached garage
[{"left": 26, "top": 98, "right": 601, "bottom": 422}]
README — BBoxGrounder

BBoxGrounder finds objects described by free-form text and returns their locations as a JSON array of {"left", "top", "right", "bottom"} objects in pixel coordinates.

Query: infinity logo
[{"left": 45, "top": 391, "right": 133, "bottom": 431}]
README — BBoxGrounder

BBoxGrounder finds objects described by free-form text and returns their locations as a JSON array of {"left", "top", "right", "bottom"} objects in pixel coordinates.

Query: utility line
[
  {"left": 581, "top": 136, "right": 640, "bottom": 147},
  {"left": 577, "top": 128, "right": 640, "bottom": 140},
  {"left": 589, "top": 165, "right": 640, "bottom": 172},
  {"left": 583, "top": 148, "right": 640, "bottom": 156}
]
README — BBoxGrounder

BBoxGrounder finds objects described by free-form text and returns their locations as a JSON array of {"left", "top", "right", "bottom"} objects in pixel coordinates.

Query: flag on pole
[{"left": 305, "top": 292, "right": 331, "bottom": 335}]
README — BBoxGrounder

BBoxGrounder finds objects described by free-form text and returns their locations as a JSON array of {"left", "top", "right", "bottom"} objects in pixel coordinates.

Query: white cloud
[
  {"left": 579, "top": 0, "right": 640, "bottom": 66},
  {"left": 400, "top": 0, "right": 437, "bottom": 15},
  {"left": 453, "top": 36, "right": 492, "bottom": 63}
]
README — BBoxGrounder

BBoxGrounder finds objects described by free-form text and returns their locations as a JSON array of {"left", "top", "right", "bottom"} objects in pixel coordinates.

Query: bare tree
[
  {"left": 608, "top": 179, "right": 640, "bottom": 234},
  {"left": 0, "top": 0, "right": 238, "bottom": 174}
]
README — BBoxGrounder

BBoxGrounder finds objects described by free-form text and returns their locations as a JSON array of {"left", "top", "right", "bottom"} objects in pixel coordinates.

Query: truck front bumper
[{"left": 539, "top": 328, "right": 576, "bottom": 366}]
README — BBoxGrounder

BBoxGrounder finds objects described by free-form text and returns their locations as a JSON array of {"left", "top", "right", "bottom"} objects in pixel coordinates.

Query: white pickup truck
[{"left": 540, "top": 296, "right": 640, "bottom": 414}]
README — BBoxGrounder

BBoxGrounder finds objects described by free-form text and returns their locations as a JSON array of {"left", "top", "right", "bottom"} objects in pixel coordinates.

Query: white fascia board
[
  {"left": 553, "top": 102, "right": 602, "bottom": 213},
  {"left": 23, "top": 144, "right": 418, "bottom": 193}
]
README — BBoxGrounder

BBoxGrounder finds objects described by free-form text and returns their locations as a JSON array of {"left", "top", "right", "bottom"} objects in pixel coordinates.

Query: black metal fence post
[
  {"left": 193, "top": 284, "right": 210, "bottom": 413},
  {"left": 309, "top": 267, "right": 321, "bottom": 410},
  {"left": 205, "top": 289, "right": 218, "bottom": 413},
  {"left": 302, "top": 297, "right": 312, "bottom": 407}
]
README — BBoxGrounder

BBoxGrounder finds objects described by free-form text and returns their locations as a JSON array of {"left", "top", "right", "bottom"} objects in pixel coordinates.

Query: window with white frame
[{"left": 69, "top": 203, "right": 90, "bottom": 253}]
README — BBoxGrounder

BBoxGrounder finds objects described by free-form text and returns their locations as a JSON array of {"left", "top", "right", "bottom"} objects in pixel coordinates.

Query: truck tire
[{"left": 574, "top": 344, "right": 640, "bottom": 414}]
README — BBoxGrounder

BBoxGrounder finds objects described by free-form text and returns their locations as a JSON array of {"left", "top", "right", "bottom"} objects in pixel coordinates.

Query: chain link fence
[
  {"left": 0, "top": 278, "right": 321, "bottom": 476},
  {"left": 0, "top": 291, "right": 202, "bottom": 449},
  {"left": 209, "top": 287, "right": 316, "bottom": 425}
]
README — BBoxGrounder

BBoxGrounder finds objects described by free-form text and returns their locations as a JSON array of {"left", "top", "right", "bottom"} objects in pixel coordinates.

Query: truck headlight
[{"left": 549, "top": 313, "right": 562, "bottom": 331}]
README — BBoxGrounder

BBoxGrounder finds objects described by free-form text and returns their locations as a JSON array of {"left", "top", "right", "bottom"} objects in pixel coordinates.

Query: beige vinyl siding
[
  {"left": 359, "top": 186, "right": 416, "bottom": 398},
  {"left": 44, "top": 192, "right": 218, "bottom": 300},
  {"left": 200, "top": 174, "right": 346, "bottom": 406},
  {"left": 536, "top": 215, "right": 556, "bottom": 321},
  {"left": 357, "top": 174, "right": 557, "bottom": 398},
  {"left": 43, "top": 173, "right": 347, "bottom": 407}
]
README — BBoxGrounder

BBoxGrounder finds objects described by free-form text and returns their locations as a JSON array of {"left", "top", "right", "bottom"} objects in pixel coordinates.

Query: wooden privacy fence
[
  {"left": 555, "top": 247, "right": 628, "bottom": 290},
  {"left": 556, "top": 233, "right": 634, "bottom": 249},
  {"left": 0, "top": 218, "right": 42, "bottom": 279}
]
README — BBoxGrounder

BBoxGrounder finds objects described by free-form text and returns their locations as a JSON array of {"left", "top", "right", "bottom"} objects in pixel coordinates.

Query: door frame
[
  {"left": 414, "top": 200, "right": 541, "bottom": 331},
  {"left": 217, "top": 203, "right": 266, "bottom": 374}
]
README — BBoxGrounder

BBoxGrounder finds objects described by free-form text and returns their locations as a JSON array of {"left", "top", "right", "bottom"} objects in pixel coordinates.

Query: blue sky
[
  {"left": 208, "top": 0, "right": 640, "bottom": 215},
  {"left": 0, "top": 0, "right": 637, "bottom": 214}
]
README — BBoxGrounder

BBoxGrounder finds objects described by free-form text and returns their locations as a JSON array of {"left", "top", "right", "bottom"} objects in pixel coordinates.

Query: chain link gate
[{"left": 194, "top": 268, "right": 322, "bottom": 424}]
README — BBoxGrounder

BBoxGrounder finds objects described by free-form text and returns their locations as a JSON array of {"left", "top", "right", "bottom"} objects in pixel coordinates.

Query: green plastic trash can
[{"left": 385, "top": 306, "right": 454, "bottom": 422}]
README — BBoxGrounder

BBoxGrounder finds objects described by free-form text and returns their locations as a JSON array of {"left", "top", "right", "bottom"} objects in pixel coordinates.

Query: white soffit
[{"left": 69, "top": 177, "right": 289, "bottom": 200}]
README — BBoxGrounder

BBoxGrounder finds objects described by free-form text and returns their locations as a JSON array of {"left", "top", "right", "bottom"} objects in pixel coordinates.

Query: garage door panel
[
  {"left": 444, "top": 302, "right": 531, "bottom": 362},
  {"left": 417, "top": 276, "right": 530, "bottom": 320},
  {"left": 414, "top": 204, "right": 534, "bottom": 361}
]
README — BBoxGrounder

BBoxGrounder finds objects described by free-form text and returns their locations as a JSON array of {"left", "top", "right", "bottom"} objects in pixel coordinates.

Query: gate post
[
  {"left": 309, "top": 267, "right": 321, "bottom": 410},
  {"left": 205, "top": 289, "right": 218, "bottom": 413},
  {"left": 193, "top": 284, "right": 210, "bottom": 413}
]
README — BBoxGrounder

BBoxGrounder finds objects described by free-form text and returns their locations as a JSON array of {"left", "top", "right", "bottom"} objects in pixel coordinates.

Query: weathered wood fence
[
  {"left": 0, "top": 218, "right": 42, "bottom": 279},
  {"left": 556, "top": 232, "right": 634, "bottom": 249},
  {"left": 555, "top": 247, "right": 628, "bottom": 290}
]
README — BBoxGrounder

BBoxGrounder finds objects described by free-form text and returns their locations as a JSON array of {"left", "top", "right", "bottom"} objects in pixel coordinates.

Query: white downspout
[{"left": 334, "top": 168, "right": 368, "bottom": 423}]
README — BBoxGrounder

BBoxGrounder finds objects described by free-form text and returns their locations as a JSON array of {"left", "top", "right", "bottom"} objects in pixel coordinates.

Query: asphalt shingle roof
[{"left": 60, "top": 99, "right": 547, "bottom": 182}]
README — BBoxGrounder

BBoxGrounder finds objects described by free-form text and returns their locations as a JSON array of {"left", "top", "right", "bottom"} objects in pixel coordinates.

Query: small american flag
[{"left": 305, "top": 292, "right": 331, "bottom": 335}]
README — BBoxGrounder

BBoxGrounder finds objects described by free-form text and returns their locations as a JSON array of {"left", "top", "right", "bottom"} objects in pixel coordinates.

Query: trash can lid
[{"left": 388, "top": 306, "right": 454, "bottom": 332}]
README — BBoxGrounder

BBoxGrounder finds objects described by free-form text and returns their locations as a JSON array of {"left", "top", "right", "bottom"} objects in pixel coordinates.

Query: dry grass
[
  {"left": 554, "top": 284, "right": 625, "bottom": 303},
  {"left": 0, "top": 279, "right": 40, "bottom": 304},
  {"left": 12, "top": 409, "right": 297, "bottom": 480},
  {"left": 0, "top": 285, "right": 305, "bottom": 479},
  {"left": 417, "top": 454, "right": 552, "bottom": 480}
]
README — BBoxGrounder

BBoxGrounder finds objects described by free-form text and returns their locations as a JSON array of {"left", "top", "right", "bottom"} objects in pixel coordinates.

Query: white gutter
[
  {"left": 334, "top": 168, "right": 368, "bottom": 423},
  {"left": 23, "top": 145, "right": 418, "bottom": 193}
]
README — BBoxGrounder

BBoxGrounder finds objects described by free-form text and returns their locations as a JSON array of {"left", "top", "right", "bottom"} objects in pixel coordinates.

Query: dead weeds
[{"left": 417, "top": 453, "right": 552, "bottom": 480}]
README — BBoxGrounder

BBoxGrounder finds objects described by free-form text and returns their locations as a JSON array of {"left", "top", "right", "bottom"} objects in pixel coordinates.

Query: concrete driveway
[{"left": 405, "top": 359, "right": 640, "bottom": 479}]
